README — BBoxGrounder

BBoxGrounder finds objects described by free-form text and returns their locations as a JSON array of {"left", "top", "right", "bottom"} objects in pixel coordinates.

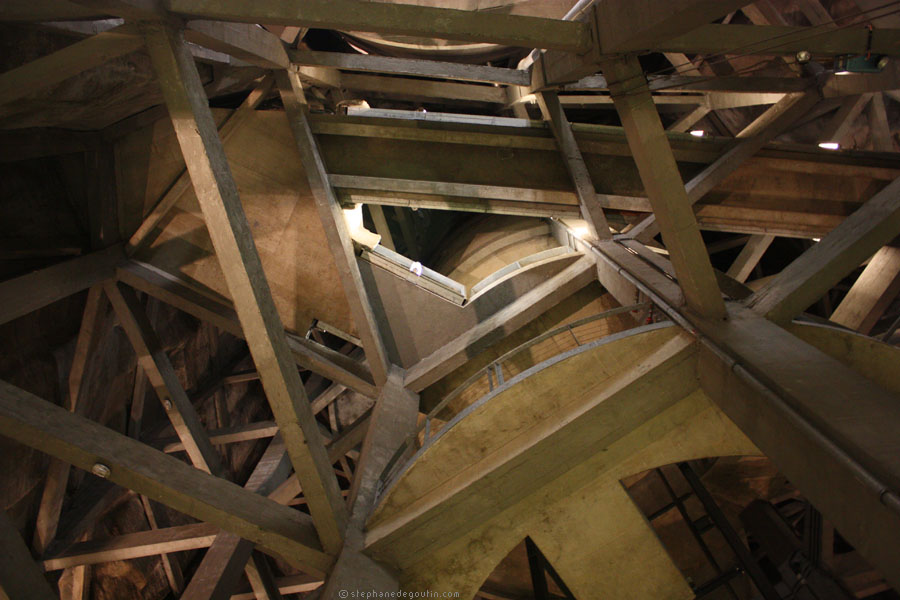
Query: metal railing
[{"left": 375, "top": 302, "right": 652, "bottom": 502}]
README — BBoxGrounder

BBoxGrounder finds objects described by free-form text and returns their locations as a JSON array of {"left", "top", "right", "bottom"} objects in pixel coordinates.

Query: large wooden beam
[
  {"left": 289, "top": 50, "right": 529, "bottom": 86},
  {"left": 103, "top": 281, "right": 224, "bottom": 475},
  {"left": 166, "top": 0, "right": 591, "bottom": 53},
  {"left": 629, "top": 90, "right": 820, "bottom": 242},
  {"left": 0, "top": 510, "right": 56, "bottom": 600},
  {"left": 537, "top": 91, "right": 611, "bottom": 240},
  {"left": 277, "top": 70, "right": 391, "bottom": 387},
  {"left": 143, "top": 22, "right": 347, "bottom": 551},
  {"left": 0, "top": 245, "right": 124, "bottom": 325},
  {"left": 830, "top": 246, "right": 900, "bottom": 334},
  {"left": 603, "top": 54, "right": 725, "bottom": 319},
  {"left": 116, "top": 261, "right": 377, "bottom": 397},
  {"left": 0, "top": 24, "right": 142, "bottom": 107},
  {"left": 748, "top": 176, "right": 900, "bottom": 323},
  {"left": 593, "top": 0, "right": 751, "bottom": 54},
  {"left": 404, "top": 255, "right": 596, "bottom": 392},
  {"left": 559, "top": 224, "right": 900, "bottom": 588},
  {"left": 184, "top": 21, "right": 289, "bottom": 69},
  {"left": 655, "top": 23, "right": 900, "bottom": 56},
  {"left": 0, "top": 379, "right": 332, "bottom": 573}
]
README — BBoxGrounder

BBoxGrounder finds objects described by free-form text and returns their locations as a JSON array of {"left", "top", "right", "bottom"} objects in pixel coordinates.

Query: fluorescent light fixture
[
  {"left": 818, "top": 142, "right": 840, "bottom": 150},
  {"left": 812, "top": 237, "right": 821, "bottom": 242},
  {"left": 689, "top": 129, "right": 706, "bottom": 137}
]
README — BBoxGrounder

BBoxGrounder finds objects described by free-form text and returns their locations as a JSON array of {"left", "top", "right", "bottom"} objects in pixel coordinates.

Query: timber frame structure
[{"left": 2, "top": 0, "right": 900, "bottom": 598}]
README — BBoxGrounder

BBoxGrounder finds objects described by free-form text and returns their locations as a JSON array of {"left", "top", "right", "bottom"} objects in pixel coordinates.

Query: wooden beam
[
  {"left": 603, "top": 54, "right": 725, "bottom": 319},
  {"left": 820, "top": 94, "right": 873, "bottom": 145},
  {"left": 726, "top": 234, "right": 775, "bottom": 283},
  {"left": 166, "top": 0, "right": 591, "bottom": 53},
  {"left": 0, "top": 24, "right": 142, "bottom": 107},
  {"left": 184, "top": 21, "right": 289, "bottom": 69},
  {"left": 537, "top": 91, "right": 611, "bottom": 241},
  {"left": 654, "top": 23, "right": 900, "bottom": 56},
  {"left": 830, "top": 246, "right": 900, "bottom": 334},
  {"left": 143, "top": 22, "right": 348, "bottom": 552},
  {"left": 126, "top": 75, "right": 274, "bottom": 254},
  {"left": 33, "top": 285, "right": 107, "bottom": 555},
  {"left": 138, "top": 496, "right": 184, "bottom": 596},
  {"left": 0, "top": 245, "right": 124, "bottom": 325},
  {"left": 181, "top": 437, "right": 291, "bottom": 600},
  {"left": 244, "top": 552, "right": 284, "bottom": 600},
  {"left": 404, "top": 255, "right": 596, "bottom": 392},
  {"left": 43, "top": 523, "right": 221, "bottom": 571},
  {"left": 593, "top": 0, "right": 751, "bottom": 54},
  {"left": 368, "top": 205, "right": 395, "bottom": 252},
  {"left": 868, "top": 93, "right": 893, "bottom": 152},
  {"left": 629, "top": 90, "right": 820, "bottom": 242},
  {"left": 103, "top": 280, "right": 224, "bottom": 475},
  {"left": 277, "top": 69, "right": 391, "bottom": 388},
  {"left": 748, "top": 176, "right": 900, "bottom": 323},
  {"left": 667, "top": 105, "right": 710, "bottom": 133},
  {"left": 290, "top": 50, "right": 529, "bottom": 86},
  {"left": 116, "top": 261, "right": 377, "bottom": 397},
  {"left": 0, "top": 510, "right": 56, "bottom": 600},
  {"left": 340, "top": 72, "right": 507, "bottom": 104},
  {"left": 0, "top": 379, "right": 331, "bottom": 573}
]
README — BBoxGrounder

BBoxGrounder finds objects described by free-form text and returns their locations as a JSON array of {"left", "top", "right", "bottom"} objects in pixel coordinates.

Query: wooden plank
[
  {"left": 748, "top": 176, "right": 900, "bottom": 323},
  {"left": 143, "top": 22, "right": 348, "bottom": 552},
  {"left": 103, "top": 280, "right": 224, "bottom": 476},
  {"left": 594, "top": 0, "right": 751, "bottom": 53},
  {"left": 830, "top": 246, "right": 900, "bottom": 334},
  {"left": 726, "top": 235, "right": 775, "bottom": 283},
  {"left": 0, "top": 510, "right": 57, "bottom": 600},
  {"left": 116, "top": 261, "right": 377, "bottom": 397},
  {"left": 537, "top": 91, "right": 612, "bottom": 241},
  {"left": 290, "top": 50, "right": 529, "bottom": 86},
  {"left": 667, "top": 105, "right": 710, "bottom": 133},
  {"left": 0, "top": 244, "right": 124, "bottom": 325},
  {"left": 159, "top": 421, "right": 279, "bottom": 453},
  {"left": 0, "top": 24, "right": 143, "bottom": 107},
  {"left": 603, "top": 54, "right": 725, "bottom": 319},
  {"left": 0, "top": 379, "right": 332, "bottom": 574},
  {"left": 277, "top": 70, "right": 391, "bottom": 388},
  {"left": 404, "top": 255, "right": 596, "bottom": 392},
  {"left": 166, "top": 0, "right": 591, "bottom": 53},
  {"left": 33, "top": 285, "right": 107, "bottom": 555}
]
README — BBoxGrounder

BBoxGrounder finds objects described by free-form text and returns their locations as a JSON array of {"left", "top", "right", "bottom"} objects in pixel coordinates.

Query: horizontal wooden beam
[
  {"left": 166, "top": 0, "right": 591, "bottom": 52},
  {"left": 0, "top": 379, "right": 332, "bottom": 574},
  {"left": 404, "top": 255, "right": 596, "bottom": 392},
  {"left": 657, "top": 23, "right": 900, "bottom": 56},
  {"left": 290, "top": 50, "right": 529, "bottom": 86},
  {"left": 341, "top": 72, "right": 507, "bottom": 104},
  {"left": 0, "top": 244, "right": 124, "bottom": 325}
]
